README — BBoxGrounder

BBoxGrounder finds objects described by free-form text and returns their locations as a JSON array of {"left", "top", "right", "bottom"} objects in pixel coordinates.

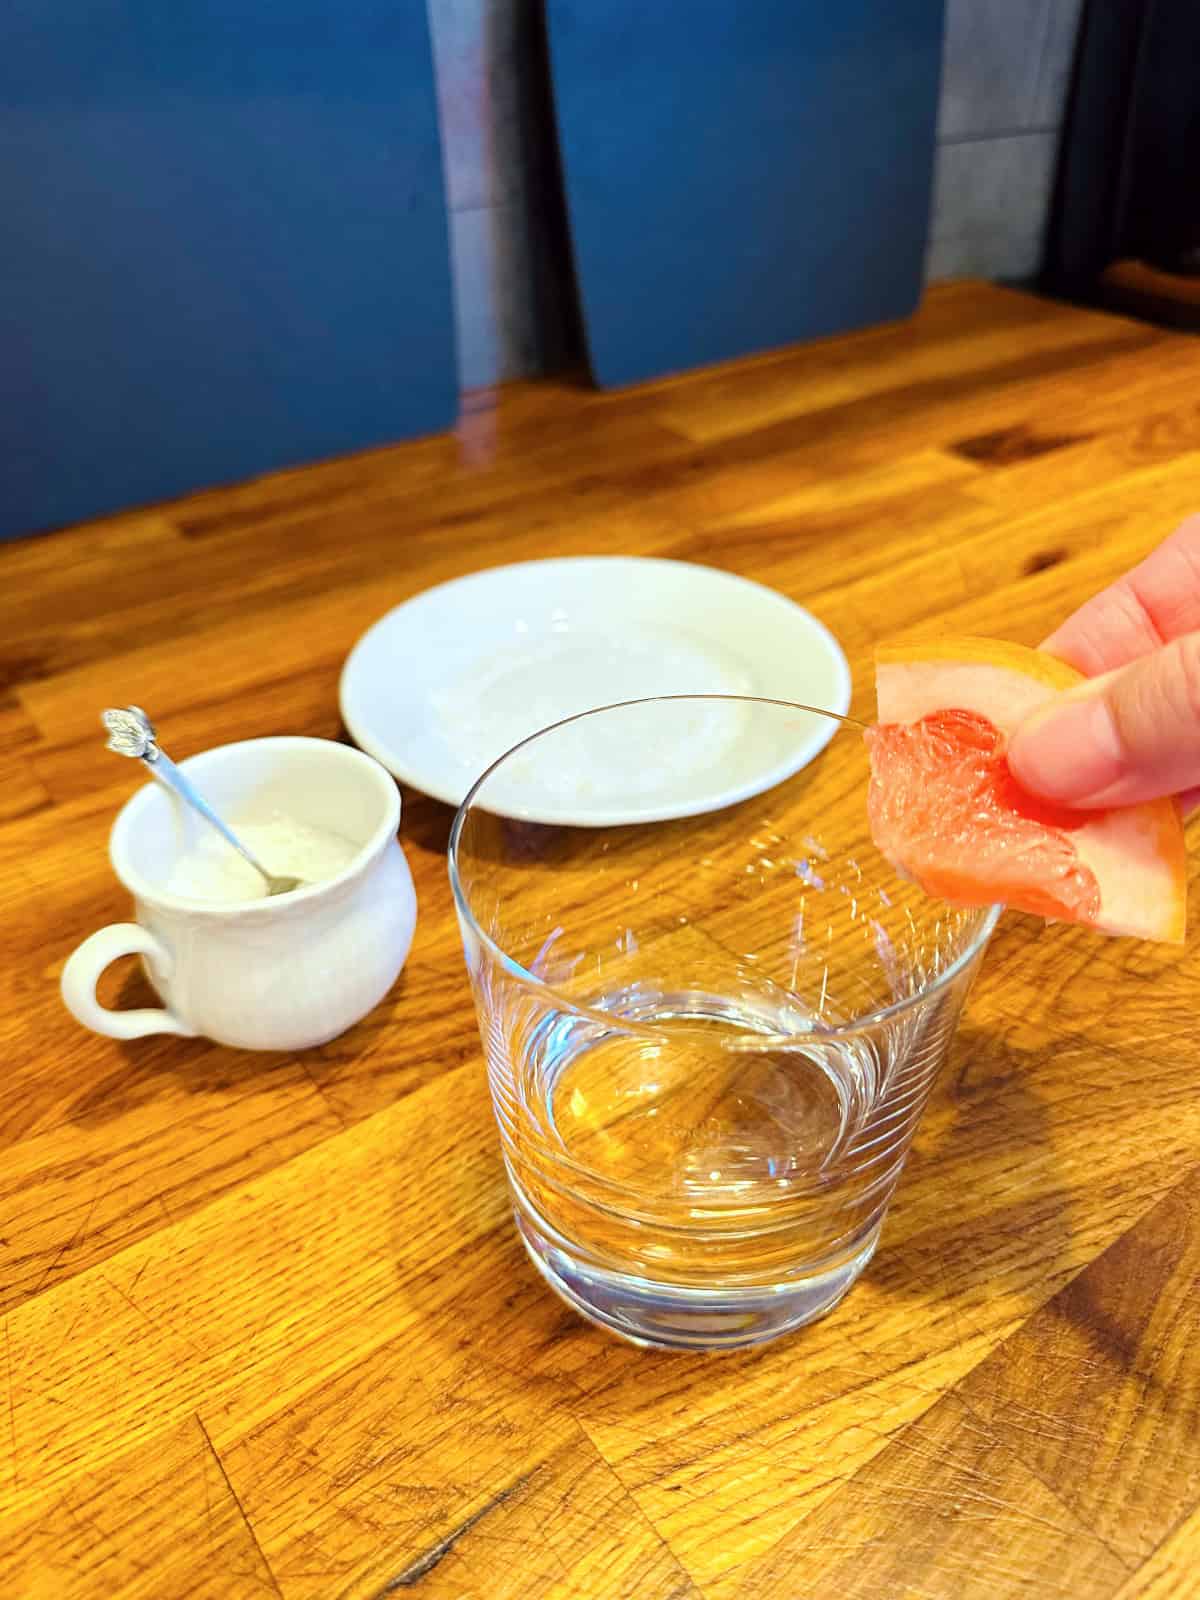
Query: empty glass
[{"left": 449, "top": 697, "right": 998, "bottom": 1350}]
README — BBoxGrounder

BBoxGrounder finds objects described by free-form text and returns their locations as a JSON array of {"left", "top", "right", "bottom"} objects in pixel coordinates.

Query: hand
[{"left": 1007, "top": 515, "right": 1200, "bottom": 814}]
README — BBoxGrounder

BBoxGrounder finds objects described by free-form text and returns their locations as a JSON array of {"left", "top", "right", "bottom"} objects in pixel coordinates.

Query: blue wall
[
  {"left": 0, "top": 3, "right": 457, "bottom": 540},
  {"left": 548, "top": 0, "right": 946, "bottom": 387}
]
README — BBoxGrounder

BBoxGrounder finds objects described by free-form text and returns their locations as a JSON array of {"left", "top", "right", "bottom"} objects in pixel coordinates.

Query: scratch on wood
[
  {"left": 375, "top": 1472, "right": 535, "bottom": 1592},
  {"left": 200, "top": 1421, "right": 216, "bottom": 1550},
  {"left": 195, "top": 1415, "right": 283, "bottom": 1597},
  {"left": 954, "top": 1395, "right": 1134, "bottom": 1574},
  {"left": 30, "top": 1182, "right": 103, "bottom": 1301},
  {"left": 298, "top": 1058, "right": 350, "bottom": 1132},
  {"left": 57, "top": 1483, "right": 113, "bottom": 1556},
  {"left": 102, "top": 1274, "right": 206, "bottom": 1360}
]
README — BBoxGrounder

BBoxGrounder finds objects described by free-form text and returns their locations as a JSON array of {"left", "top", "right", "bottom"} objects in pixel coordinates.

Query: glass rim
[{"left": 447, "top": 694, "right": 1002, "bottom": 1043}]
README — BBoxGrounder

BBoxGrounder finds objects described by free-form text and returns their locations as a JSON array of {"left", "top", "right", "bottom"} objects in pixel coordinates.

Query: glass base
[{"left": 514, "top": 1206, "right": 882, "bottom": 1352}]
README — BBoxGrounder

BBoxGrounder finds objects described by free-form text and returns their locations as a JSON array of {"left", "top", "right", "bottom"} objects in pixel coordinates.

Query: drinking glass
[{"left": 449, "top": 697, "right": 998, "bottom": 1350}]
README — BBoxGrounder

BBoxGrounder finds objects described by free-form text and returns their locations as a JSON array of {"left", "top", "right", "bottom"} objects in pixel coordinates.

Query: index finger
[{"left": 1041, "top": 513, "right": 1200, "bottom": 675}]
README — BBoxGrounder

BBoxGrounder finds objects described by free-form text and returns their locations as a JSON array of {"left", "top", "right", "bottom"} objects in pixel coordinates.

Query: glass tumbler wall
[{"left": 450, "top": 698, "right": 998, "bottom": 1350}]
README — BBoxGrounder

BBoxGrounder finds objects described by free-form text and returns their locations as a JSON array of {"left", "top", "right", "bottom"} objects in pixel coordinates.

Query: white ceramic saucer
[{"left": 339, "top": 556, "right": 851, "bottom": 824}]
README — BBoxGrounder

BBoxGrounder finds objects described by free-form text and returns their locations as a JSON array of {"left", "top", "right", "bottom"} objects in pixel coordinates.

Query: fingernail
[{"left": 1008, "top": 691, "right": 1125, "bottom": 803}]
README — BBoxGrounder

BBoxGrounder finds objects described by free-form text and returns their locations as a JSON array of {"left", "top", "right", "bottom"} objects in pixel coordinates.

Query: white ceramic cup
[{"left": 62, "top": 737, "right": 417, "bottom": 1050}]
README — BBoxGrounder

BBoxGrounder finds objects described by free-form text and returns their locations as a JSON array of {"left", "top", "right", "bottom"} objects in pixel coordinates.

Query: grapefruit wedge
[{"left": 865, "top": 637, "right": 1187, "bottom": 943}]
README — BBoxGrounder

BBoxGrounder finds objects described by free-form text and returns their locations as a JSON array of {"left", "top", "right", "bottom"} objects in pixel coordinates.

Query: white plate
[{"left": 339, "top": 556, "right": 851, "bottom": 824}]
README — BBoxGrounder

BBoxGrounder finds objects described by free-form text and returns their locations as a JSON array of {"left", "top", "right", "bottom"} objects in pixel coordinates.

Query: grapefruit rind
[{"left": 873, "top": 637, "right": 1187, "bottom": 944}]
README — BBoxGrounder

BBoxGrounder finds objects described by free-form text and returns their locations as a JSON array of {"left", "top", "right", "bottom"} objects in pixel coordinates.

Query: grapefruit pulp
[{"left": 865, "top": 637, "right": 1187, "bottom": 943}]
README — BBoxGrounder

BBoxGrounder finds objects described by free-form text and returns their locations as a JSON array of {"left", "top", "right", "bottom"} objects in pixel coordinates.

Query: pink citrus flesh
[{"left": 867, "top": 638, "right": 1187, "bottom": 942}]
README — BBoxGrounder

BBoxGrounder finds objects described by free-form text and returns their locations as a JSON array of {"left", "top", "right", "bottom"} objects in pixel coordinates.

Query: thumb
[{"left": 1008, "top": 631, "right": 1200, "bottom": 809}]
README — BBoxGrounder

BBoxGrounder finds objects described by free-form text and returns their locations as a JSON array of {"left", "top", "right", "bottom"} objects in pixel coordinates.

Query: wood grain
[
  {"left": 1, "top": 283, "right": 1198, "bottom": 1597},
  {"left": 0, "top": 1417, "right": 280, "bottom": 1600}
]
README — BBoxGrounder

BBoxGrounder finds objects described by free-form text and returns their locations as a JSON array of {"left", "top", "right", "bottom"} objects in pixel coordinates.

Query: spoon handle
[
  {"left": 142, "top": 749, "right": 275, "bottom": 894},
  {"left": 101, "top": 706, "right": 278, "bottom": 894}
]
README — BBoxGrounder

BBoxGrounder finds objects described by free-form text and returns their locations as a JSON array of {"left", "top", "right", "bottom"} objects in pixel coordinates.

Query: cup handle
[{"left": 61, "top": 923, "right": 198, "bottom": 1040}]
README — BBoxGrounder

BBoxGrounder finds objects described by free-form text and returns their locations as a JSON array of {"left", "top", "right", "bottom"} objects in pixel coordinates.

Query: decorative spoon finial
[
  {"left": 102, "top": 706, "right": 158, "bottom": 761},
  {"left": 99, "top": 706, "right": 301, "bottom": 896}
]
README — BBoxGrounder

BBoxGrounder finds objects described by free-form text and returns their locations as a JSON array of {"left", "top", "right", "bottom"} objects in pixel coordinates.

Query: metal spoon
[{"left": 102, "top": 707, "right": 303, "bottom": 897}]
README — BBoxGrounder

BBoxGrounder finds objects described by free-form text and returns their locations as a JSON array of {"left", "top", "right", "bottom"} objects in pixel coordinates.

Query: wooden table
[{"left": 2, "top": 283, "right": 1198, "bottom": 1599}]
